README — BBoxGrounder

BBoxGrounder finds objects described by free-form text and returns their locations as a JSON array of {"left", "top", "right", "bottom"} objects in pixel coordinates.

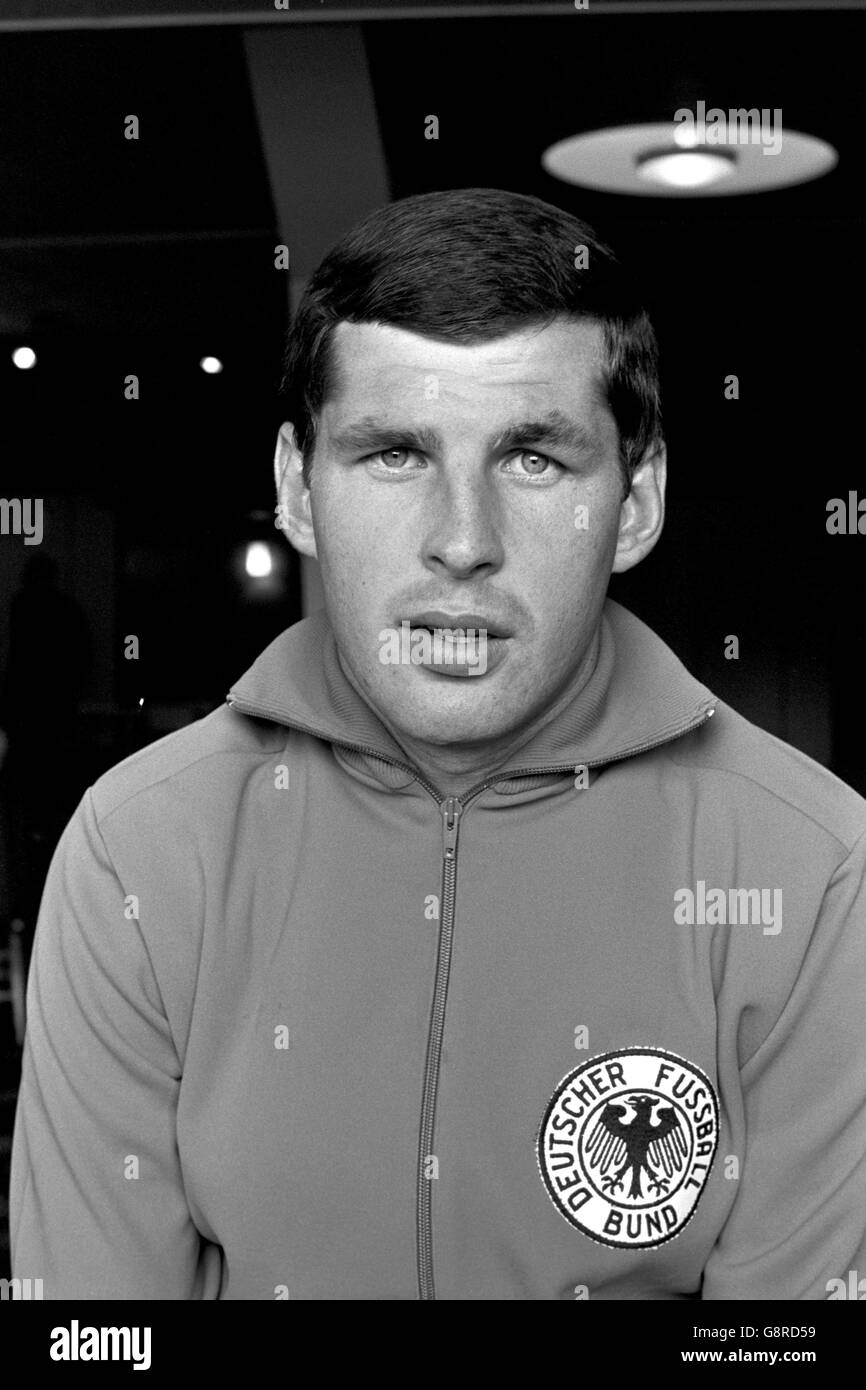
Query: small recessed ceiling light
[
  {"left": 542, "top": 123, "right": 837, "bottom": 197},
  {"left": 637, "top": 148, "right": 736, "bottom": 190},
  {"left": 12, "top": 346, "right": 36, "bottom": 369},
  {"left": 200, "top": 355, "right": 223, "bottom": 374}
]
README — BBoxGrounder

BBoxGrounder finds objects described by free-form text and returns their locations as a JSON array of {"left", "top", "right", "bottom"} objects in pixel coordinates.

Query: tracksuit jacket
[{"left": 10, "top": 597, "right": 866, "bottom": 1299}]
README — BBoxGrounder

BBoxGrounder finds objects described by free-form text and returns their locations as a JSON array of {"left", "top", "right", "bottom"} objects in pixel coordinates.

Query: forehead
[{"left": 321, "top": 318, "right": 611, "bottom": 434}]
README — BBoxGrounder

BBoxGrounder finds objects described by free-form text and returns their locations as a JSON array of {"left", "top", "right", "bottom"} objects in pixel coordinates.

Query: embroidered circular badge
[{"left": 537, "top": 1048, "right": 719, "bottom": 1249}]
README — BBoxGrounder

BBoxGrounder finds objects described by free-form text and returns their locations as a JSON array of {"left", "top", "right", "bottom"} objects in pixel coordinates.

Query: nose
[{"left": 420, "top": 471, "right": 505, "bottom": 580}]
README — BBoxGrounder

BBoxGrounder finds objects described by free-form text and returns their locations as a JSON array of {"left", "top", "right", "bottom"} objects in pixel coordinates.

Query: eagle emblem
[
  {"left": 587, "top": 1095, "right": 688, "bottom": 1200},
  {"left": 537, "top": 1048, "right": 719, "bottom": 1248}
]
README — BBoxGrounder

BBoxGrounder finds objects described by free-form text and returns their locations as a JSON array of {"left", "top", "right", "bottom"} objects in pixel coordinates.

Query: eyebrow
[{"left": 329, "top": 409, "right": 598, "bottom": 458}]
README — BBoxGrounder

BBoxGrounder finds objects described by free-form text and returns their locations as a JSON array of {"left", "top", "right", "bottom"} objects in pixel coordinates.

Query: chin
[{"left": 394, "top": 696, "right": 522, "bottom": 747}]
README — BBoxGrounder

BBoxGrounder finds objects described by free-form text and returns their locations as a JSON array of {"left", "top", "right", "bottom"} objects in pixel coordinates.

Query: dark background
[{"left": 0, "top": 0, "right": 863, "bottom": 1278}]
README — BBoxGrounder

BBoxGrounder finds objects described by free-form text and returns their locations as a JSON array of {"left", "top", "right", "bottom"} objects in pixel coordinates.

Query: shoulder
[
  {"left": 89, "top": 702, "right": 291, "bottom": 831},
  {"left": 665, "top": 699, "right": 866, "bottom": 857}
]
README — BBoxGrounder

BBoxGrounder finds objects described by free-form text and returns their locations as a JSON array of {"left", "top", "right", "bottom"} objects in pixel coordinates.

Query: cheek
[
  {"left": 529, "top": 500, "right": 616, "bottom": 576},
  {"left": 571, "top": 488, "right": 623, "bottom": 561},
  {"left": 314, "top": 483, "right": 401, "bottom": 557},
  {"left": 311, "top": 501, "right": 369, "bottom": 576}
]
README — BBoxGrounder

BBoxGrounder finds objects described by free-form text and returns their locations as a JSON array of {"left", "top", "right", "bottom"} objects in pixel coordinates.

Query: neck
[{"left": 343, "top": 627, "right": 602, "bottom": 799}]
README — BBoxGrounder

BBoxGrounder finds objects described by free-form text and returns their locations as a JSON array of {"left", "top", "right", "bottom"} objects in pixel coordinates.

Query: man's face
[{"left": 286, "top": 317, "right": 648, "bottom": 755}]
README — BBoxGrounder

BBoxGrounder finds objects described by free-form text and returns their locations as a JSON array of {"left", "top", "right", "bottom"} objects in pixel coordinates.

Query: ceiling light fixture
[{"left": 542, "top": 123, "right": 837, "bottom": 197}]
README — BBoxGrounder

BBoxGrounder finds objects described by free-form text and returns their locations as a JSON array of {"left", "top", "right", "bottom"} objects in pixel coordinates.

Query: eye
[
  {"left": 367, "top": 447, "right": 422, "bottom": 471},
  {"left": 502, "top": 449, "right": 560, "bottom": 480}
]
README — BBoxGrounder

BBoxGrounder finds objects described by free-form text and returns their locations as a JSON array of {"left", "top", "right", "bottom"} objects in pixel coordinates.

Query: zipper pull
[{"left": 441, "top": 796, "right": 462, "bottom": 860}]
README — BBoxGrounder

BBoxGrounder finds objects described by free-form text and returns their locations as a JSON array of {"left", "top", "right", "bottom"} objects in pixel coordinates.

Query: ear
[
  {"left": 273, "top": 422, "right": 317, "bottom": 560},
  {"left": 611, "top": 440, "right": 667, "bottom": 574}
]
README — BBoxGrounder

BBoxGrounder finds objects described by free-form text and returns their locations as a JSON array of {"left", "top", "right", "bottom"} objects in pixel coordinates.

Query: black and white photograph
[{"left": 0, "top": 0, "right": 864, "bottom": 1349}]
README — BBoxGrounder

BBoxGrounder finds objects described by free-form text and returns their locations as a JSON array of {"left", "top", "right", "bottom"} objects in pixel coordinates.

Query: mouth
[
  {"left": 403, "top": 610, "right": 512, "bottom": 639},
  {"left": 394, "top": 611, "right": 512, "bottom": 680}
]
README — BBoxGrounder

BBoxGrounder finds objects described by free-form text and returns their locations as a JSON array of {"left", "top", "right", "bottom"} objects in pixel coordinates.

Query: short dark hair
[{"left": 279, "top": 187, "right": 663, "bottom": 498}]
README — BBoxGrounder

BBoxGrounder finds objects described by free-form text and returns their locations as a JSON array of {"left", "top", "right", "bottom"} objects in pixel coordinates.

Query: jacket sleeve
[
  {"left": 9, "top": 787, "right": 222, "bottom": 1299},
  {"left": 701, "top": 828, "right": 866, "bottom": 1300}
]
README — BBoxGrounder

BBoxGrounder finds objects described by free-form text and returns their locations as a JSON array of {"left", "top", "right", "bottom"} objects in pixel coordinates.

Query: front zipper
[
  {"left": 225, "top": 692, "right": 716, "bottom": 1298},
  {"left": 416, "top": 795, "right": 463, "bottom": 1301}
]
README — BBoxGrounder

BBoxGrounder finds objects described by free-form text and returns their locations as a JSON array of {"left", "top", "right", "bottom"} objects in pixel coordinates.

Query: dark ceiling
[
  {"left": 0, "top": 10, "right": 860, "bottom": 337},
  {"left": 0, "top": 27, "right": 274, "bottom": 334}
]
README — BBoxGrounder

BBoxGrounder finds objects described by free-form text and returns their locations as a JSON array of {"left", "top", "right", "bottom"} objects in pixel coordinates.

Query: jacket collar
[{"left": 225, "top": 598, "right": 717, "bottom": 796}]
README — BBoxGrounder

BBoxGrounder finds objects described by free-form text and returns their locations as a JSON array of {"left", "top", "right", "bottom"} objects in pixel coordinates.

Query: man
[{"left": 10, "top": 188, "right": 866, "bottom": 1300}]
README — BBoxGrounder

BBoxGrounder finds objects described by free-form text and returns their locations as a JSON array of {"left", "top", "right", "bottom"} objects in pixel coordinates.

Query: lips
[{"left": 404, "top": 610, "right": 512, "bottom": 639}]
